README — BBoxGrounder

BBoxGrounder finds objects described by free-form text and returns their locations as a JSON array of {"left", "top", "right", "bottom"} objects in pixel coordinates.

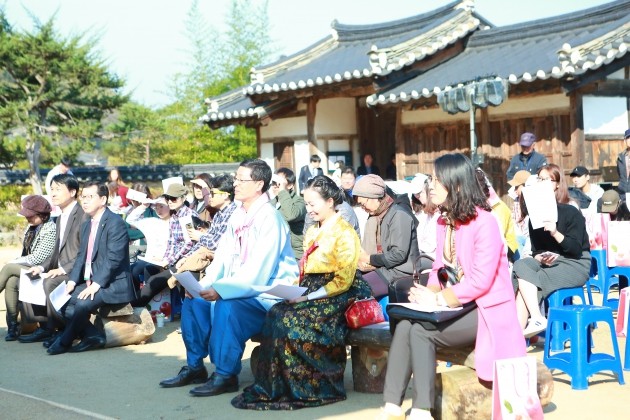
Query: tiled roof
[
  {"left": 203, "top": 0, "right": 486, "bottom": 124},
  {"left": 367, "top": 0, "right": 630, "bottom": 106}
]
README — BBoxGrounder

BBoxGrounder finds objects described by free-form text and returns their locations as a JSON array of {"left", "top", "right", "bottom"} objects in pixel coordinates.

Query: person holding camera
[{"left": 378, "top": 154, "right": 525, "bottom": 420}]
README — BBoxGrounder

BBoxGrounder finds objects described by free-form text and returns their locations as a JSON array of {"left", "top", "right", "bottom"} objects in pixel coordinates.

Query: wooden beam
[
  {"left": 569, "top": 91, "right": 586, "bottom": 166},
  {"left": 574, "top": 79, "right": 630, "bottom": 97},
  {"left": 306, "top": 97, "right": 318, "bottom": 154}
]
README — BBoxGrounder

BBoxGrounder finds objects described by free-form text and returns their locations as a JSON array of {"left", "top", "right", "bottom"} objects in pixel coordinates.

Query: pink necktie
[{"left": 85, "top": 219, "right": 98, "bottom": 285}]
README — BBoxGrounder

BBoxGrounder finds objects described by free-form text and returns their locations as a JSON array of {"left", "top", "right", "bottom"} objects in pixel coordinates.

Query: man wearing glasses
[
  {"left": 47, "top": 182, "right": 136, "bottom": 355},
  {"left": 160, "top": 159, "right": 299, "bottom": 397}
]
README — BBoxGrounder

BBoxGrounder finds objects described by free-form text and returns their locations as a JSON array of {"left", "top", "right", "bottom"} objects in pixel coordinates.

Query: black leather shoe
[
  {"left": 189, "top": 372, "right": 238, "bottom": 397},
  {"left": 19, "top": 327, "right": 52, "bottom": 343},
  {"left": 5, "top": 321, "right": 19, "bottom": 341},
  {"left": 159, "top": 366, "right": 208, "bottom": 388},
  {"left": 47, "top": 336, "right": 71, "bottom": 355},
  {"left": 43, "top": 331, "right": 61, "bottom": 349},
  {"left": 69, "top": 333, "right": 106, "bottom": 353}
]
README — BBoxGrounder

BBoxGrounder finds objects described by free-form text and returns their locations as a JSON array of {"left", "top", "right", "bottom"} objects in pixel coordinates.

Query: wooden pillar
[
  {"left": 306, "top": 97, "right": 318, "bottom": 155},
  {"left": 395, "top": 108, "right": 405, "bottom": 180},
  {"left": 569, "top": 91, "right": 586, "bottom": 166}
]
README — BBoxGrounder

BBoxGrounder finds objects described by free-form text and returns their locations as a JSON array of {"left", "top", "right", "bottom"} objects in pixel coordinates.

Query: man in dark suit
[
  {"left": 357, "top": 153, "right": 380, "bottom": 176},
  {"left": 47, "top": 182, "right": 136, "bottom": 355},
  {"left": 298, "top": 154, "right": 323, "bottom": 193},
  {"left": 20, "top": 174, "right": 87, "bottom": 344}
]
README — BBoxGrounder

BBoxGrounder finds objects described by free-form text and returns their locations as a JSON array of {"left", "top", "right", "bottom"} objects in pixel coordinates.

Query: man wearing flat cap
[
  {"left": 506, "top": 132, "right": 547, "bottom": 181},
  {"left": 616, "top": 129, "right": 630, "bottom": 194},
  {"left": 569, "top": 166, "right": 603, "bottom": 213}
]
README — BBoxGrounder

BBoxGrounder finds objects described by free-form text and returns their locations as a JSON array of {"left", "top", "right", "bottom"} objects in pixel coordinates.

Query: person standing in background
[
  {"left": 506, "top": 132, "right": 547, "bottom": 181},
  {"left": 298, "top": 155, "right": 323, "bottom": 193}
]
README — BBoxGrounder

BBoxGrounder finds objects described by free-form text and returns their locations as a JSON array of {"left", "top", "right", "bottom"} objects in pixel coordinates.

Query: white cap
[{"left": 410, "top": 173, "right": 429, "bottom": 194}]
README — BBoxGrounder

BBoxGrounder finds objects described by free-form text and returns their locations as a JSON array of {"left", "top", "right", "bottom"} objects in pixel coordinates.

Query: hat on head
[
  {"left": 164, "top": 183, "right": 188, "bottom": 198},
  {"left": 570, "top": 166, "right": 589, "bottom": 177},
  {"left": 409, "top": 173, "right": 429, "bottom": 194},
  {"left": 190, "top": 179, "right": 207, "bottom": 188},
  {"left": 352, "top": 174, "right": 386, "bottom": 199},
  {"left": 508, "top": 170, "right": 531, "bottom": 187},
  {"left": 19, "top": 195, "right": 52, "bottom": 218},
  {"left": 524, "top": 174, "right": 539, "bottom": 188},
  {"left": 519, "top": 132, "right": 536, "bottom": 147},
  {"left": 624, "top": 129, "right": 630, "bottom": 139},
  {"left": 601, "top": 189, "right": 620, "bottom": 213}
]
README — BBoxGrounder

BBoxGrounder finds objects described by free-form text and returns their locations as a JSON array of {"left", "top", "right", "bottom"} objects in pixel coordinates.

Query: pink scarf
[{"left": 233, "top": 193, "right": 270, "bottom": 265}]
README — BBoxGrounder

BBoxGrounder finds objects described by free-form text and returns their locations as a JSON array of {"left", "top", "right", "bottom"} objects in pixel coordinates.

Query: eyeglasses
[
  {"left": 537, "top": 176, "right": 557, "bottom": 183},
  {"left": 210, "top": 188, "right": 228, "bottom": 197},
  {"left": 234, "top": 177, "right": 256, "bottom": 184},
  {"left": 80, "top": 194, "right": 99, "bottom": 201}
]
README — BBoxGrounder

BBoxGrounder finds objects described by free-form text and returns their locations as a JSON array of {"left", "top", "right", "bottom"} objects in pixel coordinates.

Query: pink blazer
[{"left": 428, "top": 208, "right": 526, "bottom": 380}]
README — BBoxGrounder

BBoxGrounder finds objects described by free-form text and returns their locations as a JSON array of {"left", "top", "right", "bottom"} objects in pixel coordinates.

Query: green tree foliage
[
  {"left": 103, "top": 102, "right": 166, "bottom": 165},
  {"left": 0, "top": 8, "right": 128, "bottom": 193},
  {"left": 158, "top": 0, "right": 272, "bottom": 164}
]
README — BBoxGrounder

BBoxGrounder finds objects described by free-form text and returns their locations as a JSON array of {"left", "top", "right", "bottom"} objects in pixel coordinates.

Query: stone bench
[{"left": 251, "top": 322, "right": 554, "bottom": 420}]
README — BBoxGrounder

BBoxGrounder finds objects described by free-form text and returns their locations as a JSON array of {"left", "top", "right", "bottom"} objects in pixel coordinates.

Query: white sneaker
[{"left": 523, "top": 317, "right": 547, "bottom": 338}]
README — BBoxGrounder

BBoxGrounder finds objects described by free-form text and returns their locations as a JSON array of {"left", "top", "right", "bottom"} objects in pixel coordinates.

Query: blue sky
[{"left": 2, "top": 0, "right": 611, "bottom": 108}]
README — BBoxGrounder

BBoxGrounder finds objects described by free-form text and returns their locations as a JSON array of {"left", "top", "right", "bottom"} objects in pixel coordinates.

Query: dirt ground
[{"left": 0, "top": 246, "right": 627, "bottom": 419}]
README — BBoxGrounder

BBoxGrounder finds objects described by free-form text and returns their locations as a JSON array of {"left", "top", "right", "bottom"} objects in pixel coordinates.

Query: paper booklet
[
  {"left": 174, "top": 271, "right": 202, "bottom": 299},
  {"left": 18, "top": 269, "right": 46, "bottom": 306},
  {"left": 50, "top": 281, "right": 72, "bottom": 311}
]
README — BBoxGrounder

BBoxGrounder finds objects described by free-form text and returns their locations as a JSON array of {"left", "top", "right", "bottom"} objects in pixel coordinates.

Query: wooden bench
[
  {"left": 251, "top": 322, "right": 554, "bottom": 420},
  {"left": 93, "top": 304, "right": 155, "bottom": 347}
]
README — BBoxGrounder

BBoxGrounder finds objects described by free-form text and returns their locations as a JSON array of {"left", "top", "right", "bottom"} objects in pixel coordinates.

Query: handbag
[
  {"left": 345, "top": 297, "right": 385, "bottom": 329},
  {"left": 388, "top": 253, "right": 434, "bottom": 304}
]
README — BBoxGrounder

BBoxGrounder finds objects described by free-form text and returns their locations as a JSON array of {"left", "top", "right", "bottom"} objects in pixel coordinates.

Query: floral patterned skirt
[{"left": 231, "top": 272, "right": 372, "bottom": 410}]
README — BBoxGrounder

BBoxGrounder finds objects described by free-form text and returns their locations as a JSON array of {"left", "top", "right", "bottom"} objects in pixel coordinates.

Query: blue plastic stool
[
  {"left": 544, "top": 305, "right": 625, "bottom": 390},
  {"left": 378, "top": 295, "right": 389, "bottom": 321},
  {"left": 546, "top": 286, "right": 588, "bottom": 352},
  {"left": 626, "top": 329, "right": 630, "bottom": 371},
  {"left": 588, "top": 249, "right": 607, "bottom": 293},
  {"left": 607, "top": 266, "right": 630, "bottom": 307}
]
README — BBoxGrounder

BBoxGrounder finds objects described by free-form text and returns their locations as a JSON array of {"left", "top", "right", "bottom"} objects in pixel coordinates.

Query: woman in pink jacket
[{"left": 378, "top": 153, "right": 526, "bottom": 420}]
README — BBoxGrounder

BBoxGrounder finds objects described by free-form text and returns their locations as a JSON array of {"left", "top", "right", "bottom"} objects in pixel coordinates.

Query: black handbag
[
  {"left": 388, "top": 253, "right": 434, "bottom": 304},
  {"left": 386, "top": 254, "right": 476, "bottom": 332}
]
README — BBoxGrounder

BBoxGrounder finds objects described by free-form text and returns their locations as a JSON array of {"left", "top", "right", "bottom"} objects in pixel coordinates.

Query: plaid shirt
[
  {"left": 187, "top": 201, "right": 237, "bottom": 255},
  {"left": 164, "top": 205, "right": 197, "bottom": 265}
]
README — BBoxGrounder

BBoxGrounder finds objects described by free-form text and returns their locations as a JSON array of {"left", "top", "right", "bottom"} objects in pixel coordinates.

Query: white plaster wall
[
  {"left": 260, "top": 116, "right": 307, "bottom": 138},
  {"left": 294, "top": 140, "right": 310, "bottom": 173},
  {"left": 259, "top": 143, "right": 275, "bottom": 169},
  {"left": 315, "top": 98, "right": 357, "bottom": 135}
]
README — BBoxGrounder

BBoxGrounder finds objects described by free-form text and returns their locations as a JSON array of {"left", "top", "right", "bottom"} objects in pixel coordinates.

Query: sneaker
[
  {"left": 523, "top": 317, "right": 547, "bottom": 338},
  {"left": 375, "top": 406, "right": 405, "bottom": 420},
  {"left": 176, "top": 327, "right": 182, "bottom": 334}
]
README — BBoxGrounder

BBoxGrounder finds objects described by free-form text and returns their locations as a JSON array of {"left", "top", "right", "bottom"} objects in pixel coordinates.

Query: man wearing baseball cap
[
  {"left": 598, "top": 189, "right": 630, "bottom": 221},
  {"left": 506, "top": 132, "right": 548, "bottom": 180},
  {"left": 616, "top": 129, "right": 630, "bottom": 194},
  {"left": 569, "top": 166, "right": 604, "bottom": 213}
]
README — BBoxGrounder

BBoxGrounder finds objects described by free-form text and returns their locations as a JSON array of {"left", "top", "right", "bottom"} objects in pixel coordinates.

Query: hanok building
[{"left": 201, "top": 0, "right": 630, "bottom": 195}]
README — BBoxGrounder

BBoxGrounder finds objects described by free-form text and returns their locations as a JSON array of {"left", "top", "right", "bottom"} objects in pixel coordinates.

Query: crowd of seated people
[{"left": 10, "top": 153, "right": 630, "bottom": 417}]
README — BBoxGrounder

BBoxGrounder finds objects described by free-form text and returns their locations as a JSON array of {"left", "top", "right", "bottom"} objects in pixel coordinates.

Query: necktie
[{"left": 85, "top": 219, "right": 98, "bottom": 285}]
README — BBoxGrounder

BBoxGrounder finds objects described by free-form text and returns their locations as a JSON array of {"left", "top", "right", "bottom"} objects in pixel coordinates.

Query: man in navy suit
[
  {"left": 20, "top": 174, "right": 87, "bottom": 344},
  {"left": 298, "top": 154, "right": 323, "bottom": 193},
  {"left": 47, "top": 182, "right": 136, "bottom": 355}
]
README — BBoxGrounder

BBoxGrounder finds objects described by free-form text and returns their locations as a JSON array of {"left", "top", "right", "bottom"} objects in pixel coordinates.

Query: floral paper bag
[
  {"left": 607, "top": 221, "right": 630, "bottom": 266},
  {"left": 583, "top": 211, "right": 609, "bottom": 250},
  {"left": 492, "top": 356, "right": 544, "bottom": 420}
]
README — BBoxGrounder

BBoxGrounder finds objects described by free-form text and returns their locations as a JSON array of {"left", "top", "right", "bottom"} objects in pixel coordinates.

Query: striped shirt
[
  {"left": 187, "top": 201, "right": 237, "bottom": 255},
  {"left": 164, "top": 205, "right": 198, "bottom": 265}
]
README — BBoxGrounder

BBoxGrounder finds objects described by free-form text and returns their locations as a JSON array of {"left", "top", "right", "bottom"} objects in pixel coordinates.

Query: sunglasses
[
  {"left": 164, "top": 196, "right": 180, "bottom": 202},
  {"left": 210, "top": 189, "right": 228, "bottom": 197}
]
